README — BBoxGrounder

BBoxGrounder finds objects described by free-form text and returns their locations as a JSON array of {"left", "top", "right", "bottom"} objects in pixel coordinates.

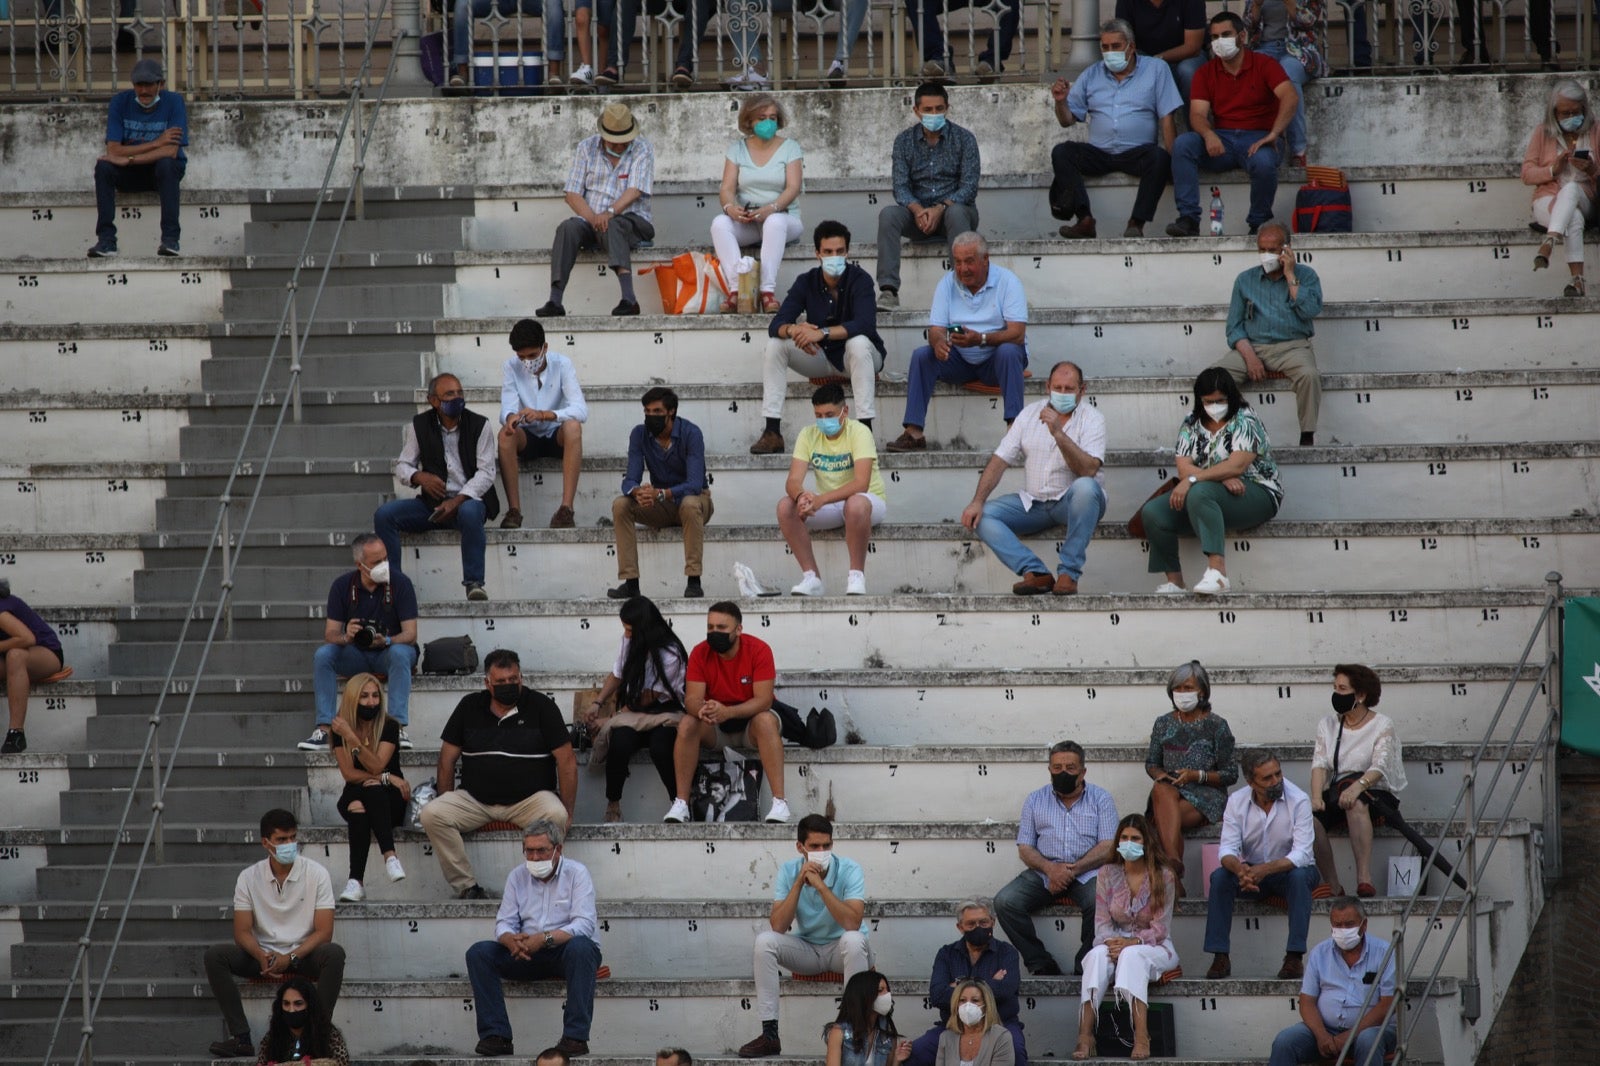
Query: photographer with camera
[{"left": 303, "top": 534, "right": 419, "bottom": 753}]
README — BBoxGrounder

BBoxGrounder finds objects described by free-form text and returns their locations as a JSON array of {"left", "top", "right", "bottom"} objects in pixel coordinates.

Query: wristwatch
[
  {"left": 544, "top": 932, "right": 556, "bottom": 949},
  {"left": 1187, "top": 475, "right": 1199, "bottom": 485},
  {"left": 287, "top": 953, "right": 300, "bottom": 971}
]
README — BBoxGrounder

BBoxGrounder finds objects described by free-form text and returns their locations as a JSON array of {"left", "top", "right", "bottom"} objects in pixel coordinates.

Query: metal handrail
[
  {"left": 40, "top": 7, "right": 402, "bottom": 1064},
  {"left": 1331, "top": 571, "right": 1564, "bottom": 1066}
]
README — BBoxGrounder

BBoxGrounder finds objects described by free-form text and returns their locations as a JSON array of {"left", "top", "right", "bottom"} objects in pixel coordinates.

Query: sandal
[
  {"left": 1534, "top": 237, "right": 1554, "bottom": 270},
  {"left": 1564, "top": 275, "right": 1586, "bottom": 298},
  {"left": 760, "top": 292, "right": 780, "bottom": 313}
]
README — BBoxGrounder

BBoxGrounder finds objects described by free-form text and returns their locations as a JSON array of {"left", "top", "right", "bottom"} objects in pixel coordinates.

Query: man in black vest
[{"left": 375, "top": 373, "right": 500, "bottom": 601}]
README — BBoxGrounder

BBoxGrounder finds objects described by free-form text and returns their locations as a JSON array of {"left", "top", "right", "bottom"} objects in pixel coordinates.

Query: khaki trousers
[
  {"left": 419, "top": 788, "right": 567, "bottom": 893},
  {"left": 1212, "top": 337, "right": 1321, "bottom": 433},
  {"left": 611, "top": 492, "right": 714, "bottom": 579}
]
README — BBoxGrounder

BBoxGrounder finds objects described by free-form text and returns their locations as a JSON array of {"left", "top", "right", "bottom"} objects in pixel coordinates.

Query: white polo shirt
[{"left": 232, "top": 856, "right": 336, "bottom": 954}]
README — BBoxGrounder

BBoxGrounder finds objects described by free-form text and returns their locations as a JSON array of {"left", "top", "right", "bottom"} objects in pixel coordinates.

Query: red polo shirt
[{"left": 1192, "top": 50, "right": 1290, "bottom": 132}]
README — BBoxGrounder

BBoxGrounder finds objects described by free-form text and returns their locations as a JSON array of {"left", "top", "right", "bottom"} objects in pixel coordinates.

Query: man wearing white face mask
[
  {"left": 1266, "top": 898, "right": 1396, "bottom": 1066},
  {"left": 961, "top": 361, "right": 1107, "bottom": 597},
  {"left": 1210, "top": 221, "right": 1323, "bottom": 446},
  {"left": 740, "top": 814, "right": 872, "bottom": 1057},
  {"left": 496, "top": 318, "right": 588, "bottom": 530},
  {"left": 88, "top": 57, "right": 188, "bottom": 258}
]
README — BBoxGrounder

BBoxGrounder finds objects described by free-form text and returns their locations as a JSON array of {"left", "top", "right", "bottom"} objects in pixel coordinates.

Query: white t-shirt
[
  {"left": 1312, "top": 711, "right": 1408, "bottom": 792},
  {"left": 232, "top": 856, "right": 336, "bottom": 954},
  {"left": 611, "top": 636, "right": 686, "bottom": 703}
]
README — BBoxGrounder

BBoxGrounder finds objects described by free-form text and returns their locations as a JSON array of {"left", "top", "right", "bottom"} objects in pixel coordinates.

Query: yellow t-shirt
[{"left": 792, "top": 420, "right": 887, "bottom": 500}]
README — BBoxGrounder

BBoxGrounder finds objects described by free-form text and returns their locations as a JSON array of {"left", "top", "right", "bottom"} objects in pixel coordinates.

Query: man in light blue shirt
[
  {"left": 739, "top": 814, "right": 871, "bottom": 1058},
  {"left": 886, "top": 232, "right": 1029, "bottom": 453},
  {"left": 495, "top": 318, "right": 589, "bottom": 530},
  {"left": 1267, "top": 898, "right": 1397, "bottom": 1066},
  {"left": 465, "top": 818, "right": 600, "bottom": 1058},
  {"left": 1048, "top": 20, "right": 1183, "bottom": 239}
]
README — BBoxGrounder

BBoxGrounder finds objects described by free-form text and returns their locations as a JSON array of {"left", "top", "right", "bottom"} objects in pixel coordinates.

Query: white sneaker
[
  {"left": 791, "top": 572, "right": 825, "bottom": 596},
  {"left": 765, "top": 798, "right": 792, "bottom": 823},
  {"left": 728, "top": 68, "right": 770, "bottom": 89},
  {"left": 663, "top": 797, "right": 691, "bottom": 823},
  {"left": 385, "top": 855, "right": 406, "bottom": 882},
  {"left": 570, "top": 63, "right": 594, "bottom": 85},
  {"left": 825, "top": 60, "right": 847, "bottom": 84},
  {"left": 397, "top": 728, "right": 413, "bottom": 750},
  {"left": 846, "top": 570, "right": 867, "bottom": 596},
  {"left": 338, "top": 879, "right": 365, "bottom": 902},
  {"left": 1193, "top": 568, "right": 1232, "bottom": 595},
  {"left": 1154, "top": 582, "right": 1188, "bottom": 595}
]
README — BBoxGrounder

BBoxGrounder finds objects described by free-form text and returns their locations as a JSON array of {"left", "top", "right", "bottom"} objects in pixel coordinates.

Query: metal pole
[
  {"left": 1543, "top": 571, "right": 1564, "bottom": 892},
  {"left": 220, "top": 498, "right": 234, "bottom": 641},
  {"left": 385, "top": 3, "right": 431, "bottom": 93},
  {"left": 1460, "top": 768, "right": 1480, "bottom": 1023},
  {"left": 79, "top": 936, "right": 94, "bottom": 1066},
  {"left": 352, "top": 87, "right": 367, "bottom": 221},
  {"left": 1064, "top": 0, "right": 1101, "bottom": 75},
  {"left": 149, "top": 722, "right": 165, "bottom": 866},
  {"left": 289, "top": 291, "right": 303, "bottom": 424}
]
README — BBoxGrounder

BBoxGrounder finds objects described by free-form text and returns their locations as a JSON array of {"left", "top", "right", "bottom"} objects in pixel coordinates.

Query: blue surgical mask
[
  {"left": 817, "top": 416, "right": 844, "bottom": 437},
  {"left": 273, "top": 842, "right": 299, "bottom": 865},
  {"left": 753, "top": 118, "right": 779, "bottom": 140},
  {"left": 439, "top": 397, "right": 466, "bottom": 419},
  {"left": 1049, "top": 392, "right": 1078, "bottom": 414},
  {"left": 1559, "top": 114, "right": 1585, "bottom": 133},
  {"left": 1116, "top": 840, "right": 1145, "bottom": 861},
  {"left": 1103, "top": 51, "right": 1129, "bottom": 73},
  {"left": 821, "top": 256, "right": 847, "bottom": 277},
  {"left": 920, "top": 113, "right": 947, "bottom": 133}
]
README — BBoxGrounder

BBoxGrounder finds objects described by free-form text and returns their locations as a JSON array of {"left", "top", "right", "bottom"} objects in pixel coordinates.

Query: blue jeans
[
  {"left": 993, "top": 868, "right": 1097, "bottom": 973},
  {"left": 1172, "top": 128, "right": 1279, "bottom": 227},
  {"left": 312, "top": 642, "right": 417, "bottom": 726},
  {"left": 1268, "top": 1021, "right": 1395, "bottom": 1066},
  {"left": 374, "top": 496, "right": 487, "bottom": 586},
  {"left": 910, "top": 0, "right": 1021, "bottom": 68},
  {"left": 727, "top": 0, "right": 868, "bottom": 67},
  {"left": 466, "top": 936, "right": 602, "bottom": 1041},
  {"left": 94, "top": 157, "right": 184, "bottom": 248},
  {"left": 542, "top": 0, "right": 620, "bottom": 65},
  {"left": 903, "top": 343, "right": 1029, "bottom": 428},
  {"left": 1255, "top": 41, "right": 1310, "bottom": 155},
  {"left": 1171, "top": 54, "right": 1205, "bottom": 100},
  {"left": 977, "top": 481, "right": 1106, "bottom": 581},
  {"left": 1204, "top": 865, "right": 1320, "bottom": 955},
  {"left": 452, "top": 0, "right": 543, "bottom": 65},
  {"left": 910, "top": 1021, "right": 1027, "bottom": 1066}
]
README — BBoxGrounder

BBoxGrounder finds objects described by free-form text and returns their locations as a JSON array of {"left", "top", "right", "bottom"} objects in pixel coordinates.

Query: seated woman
[
  {"left": 1144, "top": 660, "right": 1237, "bottom": 889},
  {"left": 585, "top": 595, "right": 687, "bottom": 822},
  {"left": 934, "top": 980, "right": 1014, "bottom": 1066},
  {"left": 256, "top": 976, "right": 348, "bottom": 1066},
  {"left": 1, "top": 578, "right": 67, "bottom": 755},
  {"left": 826, "top": 970, "right": 913, "bottom": 1066},
  {"left": 711, "top": 93, "right": 804, "bottom": 314},
  {"left": 1139, "top": 367, "right": 1282, "bottom": 596},
  {"left": 1242, "top": 0, "right": 1324, "bottom": 168},
  {"left": 330, "top": 673, "right": 409, "bottom": 902},
  {"left": 1072, "top": 814, "right": 1178, "bottom": 1062},
  {"left": 1523, "top": 80, "right": 1600, "bottom": 299},
  {"left": 1311, "top": 663, "right": 1407, "bottom": 899}
]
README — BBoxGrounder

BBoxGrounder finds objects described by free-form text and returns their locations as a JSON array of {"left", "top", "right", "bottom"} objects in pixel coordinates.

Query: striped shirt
[
  {"left": 1017, "top": 782, "right": 1119, "bottom": 887},
  {"left": 565, "top": 134, "right": 656, "bottom": 222},
  {"left": 993, "top": 398, "right": 1108, "bottom": 501},
  {"left": 440, "top": 689, "right": 571, "bottom": 805}
]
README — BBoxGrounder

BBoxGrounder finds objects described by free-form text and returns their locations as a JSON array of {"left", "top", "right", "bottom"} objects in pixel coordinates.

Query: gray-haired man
[{"left": 907, "top": 899, "right": 1028, "bottom": 1066}]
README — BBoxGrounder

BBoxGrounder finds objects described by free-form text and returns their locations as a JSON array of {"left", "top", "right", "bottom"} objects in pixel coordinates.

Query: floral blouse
[
  {"left": 1175, "top": 407, "right": 1283, "bottom": 507},
  {"left": 1145, "top": 710, "right": 1239, "bottom": 825},
  {"left": 1243, "top": 0, "right": 1328, "bottom": 79},
  {"left": 1093, "top": 863, "right": 1176, "bottom": 947}
]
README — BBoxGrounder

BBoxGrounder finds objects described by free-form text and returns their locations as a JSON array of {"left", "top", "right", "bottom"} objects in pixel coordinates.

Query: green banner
[{"left": 1562, "top": 597, "right": 1600, "bottom": 757}]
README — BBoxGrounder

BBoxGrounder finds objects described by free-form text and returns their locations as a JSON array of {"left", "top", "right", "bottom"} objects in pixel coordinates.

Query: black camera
[{"left": 351, "top": 621, "right": 385, "bottom": 650}]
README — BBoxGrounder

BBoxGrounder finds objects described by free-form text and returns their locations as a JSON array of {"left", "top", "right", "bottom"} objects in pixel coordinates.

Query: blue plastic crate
[{"left": 472, "top": 50, "right": 543, "bottom": 96}]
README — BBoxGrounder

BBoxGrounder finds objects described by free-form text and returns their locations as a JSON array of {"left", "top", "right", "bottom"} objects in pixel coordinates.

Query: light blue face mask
[
  {"left": 1049, "top": 391, "right": 1078, "bottom": 414},
  {"left": 753, "top": 118, "right": 779, "bottom": 140},
  {"left": 273, "top": 842, "right": 299, "bottom": 865},
  {"left": 821, "top": 255, "right": 847, "bottom": 277},
  {"left": 817, "top": 416, "right": 844, "bottom": 436},
  {"left": 1560, "top": 114, "right": 1585, "bottom": 133},
  {"left": 1116, "top": 840, "right": 1145, "bottom": 861},
  {"left": 1103, "top": 50, "right": 1129, "bottom": 73},
  {"left": 920, "top": 113, "right": 947, "bottom": 133}
]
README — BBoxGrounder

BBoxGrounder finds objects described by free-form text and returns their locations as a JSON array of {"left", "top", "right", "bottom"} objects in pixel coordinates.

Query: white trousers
[
  {"left": 762, "top": 336, "right": 883, "bottom": 421},
  {"left": 753, "top": 929, "right": 873, "bottom": 1020},
  {"left": 1079, "top": 939, "right": 1179, "bottom": 1010},
  {"left": 711, "top": 212, "right": 804, "bottom": 292},
  {"left": 1533, "top": 184, "right": 1595, "bottom": 264}
]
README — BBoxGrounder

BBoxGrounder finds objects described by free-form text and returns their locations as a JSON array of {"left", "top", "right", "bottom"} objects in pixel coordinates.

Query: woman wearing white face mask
[
  {"left": 712, "top": 94, "right": 805, "bottom": 313},
  {"left": 934, "top": 980, "right": 1012, "bottom": 1066},
  {"left": 1071, "top": 815, "right": 1178, "bottom": 1061},
  {"left": 1143, "top": 660, "right": 1238, "bottom": 891},
  {"left": 826, "top": 970, "right": 912, "bottom": 1066},
  {"left": 1138, "top": 367, "right": 1281, "bottom": 595},
  {"left": 1523, "top": 81, "right": 1600, "bottom": 299}
]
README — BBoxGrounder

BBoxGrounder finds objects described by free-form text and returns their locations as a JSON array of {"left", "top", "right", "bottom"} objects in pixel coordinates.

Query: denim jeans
[
  {"left": 374, "top": 496, "right": 487, "bottom": 586},
  {"left": 909, "top": 0, "right": 1021, "bottom": 68},
  {"left": 902, "top": 343, "right": 1028, "bottom": 428},
  {"left": 451, "top": 0, "right": 543, "bottom": 65},
  {"left": 312, "top": 642, "right": 418, "bottom": 726},
  {"left": 994, "top": 868, "right": 1097, "bottom": 972},
  {"left": 94, "top": 157, "right": 184, "bottom": 248},
  {"left": 617, "top": 0, "right": 707, "bottom": 72},
  {"left": 466, "top": 937, "right": 602, "bottom": 1041},
  {"left": 542, "top": 0, "right": 621, "bottom": 66},
  {"left": 1268, "top": 1021, "right": 1395, "bottom": 1066},
  {"left": 977, "top": 481, "right": 1106, "bottom": 582},
  {"left": 1254, "top": 41, "right": 1309, "bottom": 155},
  {"left": 1171, "top": 128, "right": 1280, "bottom": 227},
  {"left": 1204, "top": 864, "right": 1321, "bottom": 955}
]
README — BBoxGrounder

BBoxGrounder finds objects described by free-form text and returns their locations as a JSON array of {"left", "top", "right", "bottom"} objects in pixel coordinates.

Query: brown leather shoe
[
  {"left": 1052, "top": 573, "right": 1079, "bottom": 596},
  {"left": 738, "top": 1034, "right": 782, "bottom": 1058},
  {"left": 554, "top": 1037, "right": 590, "bottom": 1056},
  {"left": 1011, "top": 572, "right": 1053, "bottom": 595},
  {"left": 749, "top": 429, "right": 785, "bottom": 455},
  {"left": 1277, "top": 953, "right": 1304, "bottom": 980},
  {"left": 884, "top": 430, "right": 926, "bottom": 452},
  {"left": 1206, "top": 953, "right": 1231, "bottom": 979},
  {"left": 1059, "top": 216, "right": 1097, "bottom": 239},
  {"left": 499, "top": 508, "right": 523, "bottom": 529},
  {"left": 549, "top": 505, "right": 575, "bottom": 528}
]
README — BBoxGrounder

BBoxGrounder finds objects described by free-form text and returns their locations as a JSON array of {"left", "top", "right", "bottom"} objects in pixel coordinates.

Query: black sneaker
[
  {"left": 611, "top": 299, "right": 641, "bottom": 316},
  {"left": 535, "top": 301, "right": 566, "bottom": 318},
  {"left": 460, "top": 883, "right": 489, "bottom": 900},
  {"left": 157, "top": 243, "right": 181, "bottom": 257},
  {"left": 86, "top": 243, "right": 118, "bottom": 258},
  {"left": 1, "top": 729, "right": 26, "bottom": 755},
  {"left": 1165, "top": 215, "right": 1200, "bottom": 238},
  {"left": 606, "top": 578, "right": 640, "bottom": 600},
  {"left": 475, "top": 1035, "right": 515, "bottom": 1057},
  {"left": 684, "top": 576, "right": 704, "bottom": 598},
  {"left": 466, "top": 581, "right": 489, "bottom": 601},
  {"left": 209, "top": 1034, "right": 254, "bottom": 1058},
  {"left": 296, "top": 726, "right": 329, "bottom": 751}
]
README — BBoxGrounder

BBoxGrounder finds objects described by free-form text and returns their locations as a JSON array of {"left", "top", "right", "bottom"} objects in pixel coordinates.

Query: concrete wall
[{"left": 4, "top": 74, "right": 1598, "bottom": 193}]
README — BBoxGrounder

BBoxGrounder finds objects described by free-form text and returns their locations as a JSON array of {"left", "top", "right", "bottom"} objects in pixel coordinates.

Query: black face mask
[
  {"left": 1051, "top": 771, "right": 1079, "bottom": 795},
  {"left": 1263, "top": 782, "right": 1285, "bottom": 802},
  {"left": 644, "top": 414, "right": 669, "bottom": 436},
  {"left": 357, "top": 705, "right": 380, "bottom": 721},
  {"left": 1331, "top": 691, "right": 1358, "bottom": 715},
  {"left": 706, "top": 631, "right": 735, "bottom": 654},
  {"left": 962, "top": 925, "right": 994, "bottom": 948},
  {"left": 282, "top": 1007, "right": 309, "bottom": 1029},
  {"left": 491, "top": 683, "right": 521, "bottom": 705}
]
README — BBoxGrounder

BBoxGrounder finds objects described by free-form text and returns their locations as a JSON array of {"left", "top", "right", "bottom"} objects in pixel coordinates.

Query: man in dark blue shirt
[
  {"left": 907, "top": 899, "right": 1028, "bottom": 1066},
  {"left": 88, "top": 58, "right": 188, "bottom": 258},
  {"left": 608, "top": 387, "right": 711, "bottom": 600},
  {"left": 754, "top": 220, "right": 886, "bottom": 456}
]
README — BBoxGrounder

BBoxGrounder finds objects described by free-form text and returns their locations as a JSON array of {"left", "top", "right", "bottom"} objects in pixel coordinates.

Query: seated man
[
  {"left": 1267, "top": 898, "right": 1397, "bottom": 1066},
  {"left": 1115, "top": 0, "right": 1207, "bottom": 97},
  {"left": 1205, "top": 747, "right": 1321, "bottom": 980},
  {"left": 995, "top": 741, "right": 1117, "bottom": 975},
  {"left": 907, "top": 899, "right": 1028, "bottom": 1066},
  {"left": 1212, "top": 221, "right": 1323, "bottom": 445},
  {"left": 907, "top": 0, "right": 1022, "bottom": 79},
  {"left": 1165, "top": 12, "right": 1297, "bottom": 238},
  {"left": 303, "top": 534, "right": 418, "bottom": 752},
  {"left": 738, "top": 814, "right": 871, "bottom": 1058},
  {"left": 960, "top": 360, "right": 1107, "bottom": 597},
  {"left": 777, "top": 383, "right": 888, "bottom": 598},
  {"left": 496, "top": 318, "right": 588, "bottom": 530},
  {"left": 421, "top": 650, "right": 576, "bottom": 899},
  {"left": 664, "top": 602, "right": 788, "bottom": 824},
  {"left": 88, "top": 58, "right": 187, "bottom": 258},
  {"left": 1049, "top": 19, "right": 1183, "bottom": 239},
  {"left": 1, "top": 577, "right": 67, "bottom": 755},
  {"left": 876, "top": 83, "right": 980, "bottom": 312},
  {"left": 609, "top": 385, "right": 711, "bottom": 599},
  {"left": 375, "top": 371, "right": 499, "bottom": 601},
  {"left": 203, "top": 809, "right": 344, "bottom": 1058},
  {"left": 754, "top": 220, "right": 886, "bottom": 456},
  {"left": 465, "top": 818, "right": 601, "bottom": 1057},
  {"left": 887, "top": 232, "right": 1028, "bottom": 453},
  {"left": 538, "top": 103, "right": 656, "bottom": 318}
]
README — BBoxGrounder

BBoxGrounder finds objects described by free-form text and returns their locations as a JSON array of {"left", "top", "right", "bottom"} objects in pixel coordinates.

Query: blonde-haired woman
[
  {"left": 711, "top": 93, "right": 804, "bottom": 313},
  {"left": 329, "top": 673, "right": 410, "bottom": 902},
  {"left": 1072, "top": 814, "right": 1178, "bottom": 1061},
  {"left": 934, "top": 980, "right": 1013, "bottom": 1066},
  {"left": 1524, "top": 80, "right": 1600, "bottom": 298}
]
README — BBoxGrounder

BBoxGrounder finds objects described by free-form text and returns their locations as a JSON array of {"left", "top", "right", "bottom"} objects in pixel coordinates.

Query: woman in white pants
[
  {"left": 711, "top": 93, "right": 804, "bottom": 311},
  {"left": 1071, "top": 814, "right": 1178, "bottom": 1062},
  {"left": 1523, "top": 80, "right": 1600, "bottom": 298}
]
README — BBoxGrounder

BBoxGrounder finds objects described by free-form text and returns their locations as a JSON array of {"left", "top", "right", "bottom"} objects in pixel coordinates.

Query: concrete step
[
  {"left": 241, "top": 216, "right": 470, "bottom": 255},
  {"left": 199, "top": 351, "right": 433, "bottom": 392},
  {"left": 0, "top": 462, "right": 164, "bottom": 535},
  {"left": 153, "top": 488, "right": 389, "bottom": 534},
  {"left": 57, "top": 786, "right": 303, "bottom": 828},
  {"left": 0, "top": 326, "right": 209, "bottom": 394},
  {"left": 0, "top": 195, "right": 252, "bottom": 259},
  {"left": 1, "top": 259, "right": 227, "bottom": 325},
  {"left": 221, "top": 282, "right": 447, "bottom": 322},
  {"left": 0, "top": 400, "right": 187, "bottom": 463}
]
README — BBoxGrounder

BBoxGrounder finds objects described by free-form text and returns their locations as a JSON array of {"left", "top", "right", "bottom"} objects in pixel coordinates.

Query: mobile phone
[{"left": 1577, "top": 149, "right": 1592, "bottom": 160}]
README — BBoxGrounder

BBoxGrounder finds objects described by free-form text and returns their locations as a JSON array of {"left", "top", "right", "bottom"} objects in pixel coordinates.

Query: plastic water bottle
[{"left": 1208, "top": 187, "right": 1224, "bottom": 236}]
